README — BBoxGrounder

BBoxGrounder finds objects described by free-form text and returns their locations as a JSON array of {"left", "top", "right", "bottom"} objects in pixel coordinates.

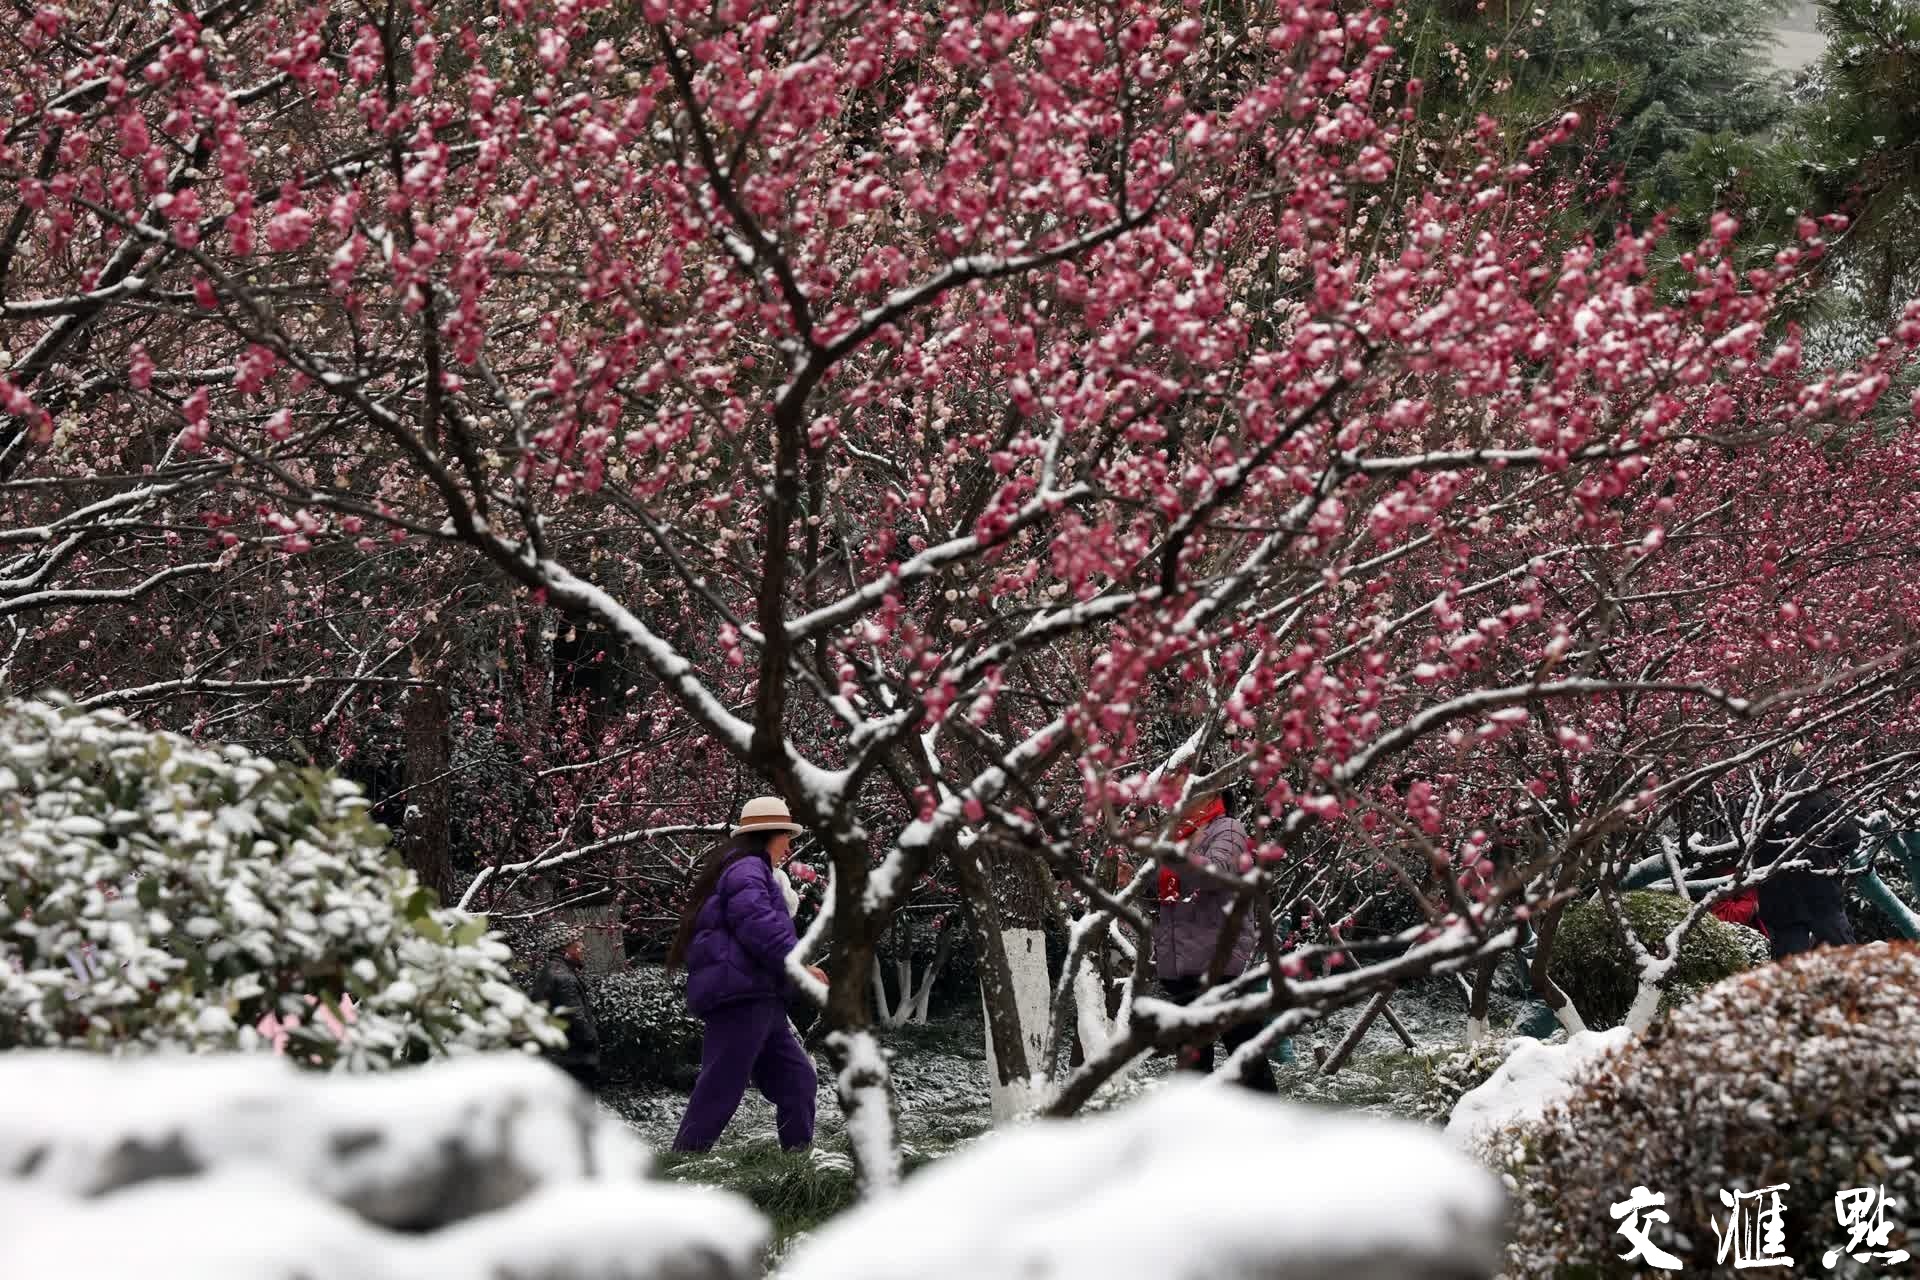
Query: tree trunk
[
  {"left": 1323, "top": 990, "right": 1389, "bottom": 1075},
  {"left": 501, "top": 611, "right": 559, "bottom": 899},
  {"left": 1623, "top": 977, "right": 1664, "bottom": 1032},
  {"left": 984, "top": 926, "right": 1052, "bottom": 1120},
  {"left": 907, "top": 926, "right": 956, "bottom": 1025},
  {"left": 400, "top": 632, "right": 453, "bottom": 900},
  {"left": 949, "top": 838, "right": 1040, "bottom": 1123},
  {"left": 1525, "top": 901, "right": 1588, "bottom": 1033},
  {"left": 871, "top": 955, "right": 898, "bottom": 1028},
  {"left": 823, "top": 858, "right": 900, "bottom": 1199},
  {"left": 1070, "top": 944, "right": 1118, "bottom": 1064},
  {"left": 1859, "top": 866, "right": 1920, "bottom": 939},
  {"left": 1890, "top": 830, "right": 1920, "bottom": 898},
  {"left": 1465, "top": 956, "right": 1496, "bottom": 1045}
]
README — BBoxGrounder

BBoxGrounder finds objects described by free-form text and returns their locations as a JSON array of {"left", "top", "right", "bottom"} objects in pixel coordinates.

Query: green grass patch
[
  {"left": 1274, "top": 1051, "right": 1442, "bottom": 1115},
  {"left": 657, "top": 1122, "right": 978, "bottom": 1253},
  {"left": 885, "top": 1016, "right": 987, "bottom": 1059},
  {"left": 659, "top": 1141, "right": 860, "bottom": 1249}
]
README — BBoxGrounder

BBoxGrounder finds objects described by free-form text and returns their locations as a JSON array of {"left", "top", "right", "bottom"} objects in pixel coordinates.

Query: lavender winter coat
[
  {"left": 1154, "top": 815, "right": 1259, "bottom": 981},
  {"left": 684, "top": 853, "right": 800, "bottom": 1017}
]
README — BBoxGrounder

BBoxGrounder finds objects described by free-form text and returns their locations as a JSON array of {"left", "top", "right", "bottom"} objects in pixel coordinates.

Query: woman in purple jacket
[{"left": 668, "top": 796, "right": 826, "bottom": 1153}]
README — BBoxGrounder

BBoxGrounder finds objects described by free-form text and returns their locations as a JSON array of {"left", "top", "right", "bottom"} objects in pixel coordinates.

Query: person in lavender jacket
[
  {"left": 669, "top": 796, "right": 827, "bottom": 1153},
  {"left": 1153, "top": 788, "right": 1276, "bottom": 1092}
]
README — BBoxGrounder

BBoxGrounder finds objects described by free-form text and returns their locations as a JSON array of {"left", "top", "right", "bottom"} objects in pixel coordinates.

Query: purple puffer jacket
[
  {"left": 1154, "top": 815, "right": 1258, "bottom": 981},
  {"left": 684, "top": 853, "right": 799, "bottom": 1017}
]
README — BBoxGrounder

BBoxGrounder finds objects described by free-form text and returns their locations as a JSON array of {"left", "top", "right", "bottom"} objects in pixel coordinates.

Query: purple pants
[{"left": 672, "top": 998, "right": 817, "bottom": 1153}]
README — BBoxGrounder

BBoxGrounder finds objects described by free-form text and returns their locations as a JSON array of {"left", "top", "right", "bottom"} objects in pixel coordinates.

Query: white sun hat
[{"left": 732, "top": 794, "right": 804, "bottom": 836}]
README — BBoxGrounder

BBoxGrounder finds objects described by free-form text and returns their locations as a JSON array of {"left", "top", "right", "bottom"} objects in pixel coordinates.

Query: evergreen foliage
[
  {"left": 589, "top": 966, "right": 707, "bottom": 1089},
  {"left": 1546, "top": 890, "right": 1755, "bottom": 1028},
  {"left": 0, "top": 697, "right": 562, "bottom": 1067}
]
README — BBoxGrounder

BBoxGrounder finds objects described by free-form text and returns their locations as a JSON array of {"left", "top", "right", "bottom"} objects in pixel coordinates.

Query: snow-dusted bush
[
  {"left": 1725, "top": 919, "right": 1773, "bottom": 967},
  {"left": 783, "top": 1082, "right": 1506, "bottom": 1280},
  {"left": 0, "top": 1051, "right": 765, "bottom": 1280},
  {"left": 590, "top": 966, "right": 705, "bottom": 1089},
  {"left": 1404, "top": 1037, "right": 1528, "bottom": 1126},
  {"left": 1546, "top": 890, "right": 1753, "bottom": 1028},
  {"left": 1498, "top": 944, "right": 1920, "bottom": 1277},
  {"left": 1444, "top": 1027, "right": 1632, "bottom": 1151},
  {"left": 0, "top": 697, "right": 561, "bottom": 1067}
]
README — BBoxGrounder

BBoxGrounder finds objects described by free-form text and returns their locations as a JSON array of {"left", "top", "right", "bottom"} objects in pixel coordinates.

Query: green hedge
[
  {"left": 1546, "top": 890, "right": 1753, "bottom": 1029},
  {"left": 589, "top": 966, "right": 706, "bottom": 1089}
]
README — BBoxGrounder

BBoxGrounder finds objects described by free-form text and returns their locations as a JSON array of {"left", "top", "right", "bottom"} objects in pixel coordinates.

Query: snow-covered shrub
[
  {"left": 1498, "top": 943, "right": 1920, "bottom": 1277},
  {"left": 1546, "top": 890, "right": 1753, "bottom": 1028},
  {"left": 1406, "top": 1037, "right": 1526, "bottom": 1126},
  {"left": 0, "top": 1051, "right": 765, "bottom": 1280},
  {"left": 1444, "top": 1027, "right": 1633, "bottom": 1151},
  {"left": 1725, "top": 919, "right": 1773, "bottom": 967},
  {"left": 590, "top": 966, "right": 705, "bottom": 1088},
  {"left": 783, "top": 1082, "right": 1506, "bottom": 1280},
  {"left": 0, "top": 697, "right": 561, "bottom": 1067}
]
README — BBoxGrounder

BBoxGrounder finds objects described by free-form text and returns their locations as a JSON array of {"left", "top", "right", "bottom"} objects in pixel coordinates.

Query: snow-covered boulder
[
  {"left": 0, "top": 1052, "right": 766, "bottom": 1280},
  {"left": 782, "top": 1081, "right": 1506, "bottom": 1280},
  {"left": 1443, "top": 1027, "right": 1631, "bottom": 1150}
]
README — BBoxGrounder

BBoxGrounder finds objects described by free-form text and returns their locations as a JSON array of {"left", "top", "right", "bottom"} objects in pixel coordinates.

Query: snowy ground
[{"left": 600, "top": 973, "right": 1518, "bottom": 1257}]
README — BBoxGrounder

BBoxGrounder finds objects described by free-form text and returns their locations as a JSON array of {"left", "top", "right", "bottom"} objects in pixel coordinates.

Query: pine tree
[
  {"left": 1397, "top": 0, "right": 1793, "bottom": 197},
  {"left": 1796, "top": 0, "right": 1920, "bottom": 325}
]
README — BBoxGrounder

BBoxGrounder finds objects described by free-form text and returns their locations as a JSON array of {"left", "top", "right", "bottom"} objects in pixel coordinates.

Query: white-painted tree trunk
[
  {"left": 982, "top": 926, "right": 1052, "bottom": 1124},
  {"left": 872, "top": 957, "right": 900, "bottom": 1028},
  {"left": 1553, "top": 1000, "right": 1590, "bottom": 1034},
  {"left": 873, "top": 945, "right": 946, "bottom": 1029},
  {"left": 907, "top": 967, "right": 935, "bottom": 1024},
  {"left": 1072, "top": 955, "right": 1116, "bottom": 1058},
  {"left": 1465, "top": 1015, "right": 1490, "bottom": 1046},
  {"left": 1623, "top": 980, "right": 1664, "bottom": 1032},
  {"left": 1625, "top": 953, "right": 1677, "bottom": 1033}
]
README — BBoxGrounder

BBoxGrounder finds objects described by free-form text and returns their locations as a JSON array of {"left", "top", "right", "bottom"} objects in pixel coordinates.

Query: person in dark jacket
[
  {"left": 1755, "top": 774, "right": 1860, "bottom": 959},
  {"left": 527, "top": 932, "right": 601, "bottom": 1090},
  {"left": 668, "top": 796, "right": 826, "bottom": 1153},
  {"left": 1152, "top": 789, "right": 1276, "bottom": 1092}
]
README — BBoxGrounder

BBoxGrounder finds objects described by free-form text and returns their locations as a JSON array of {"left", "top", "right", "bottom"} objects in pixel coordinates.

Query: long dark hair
[{"left": 666, "top": 831, "right": 776, "bottom": 970}]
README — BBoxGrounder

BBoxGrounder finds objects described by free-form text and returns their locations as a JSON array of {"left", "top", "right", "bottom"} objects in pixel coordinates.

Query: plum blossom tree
[{"left": 5, "top": 0, "right": 1920, "bottom": 1192}]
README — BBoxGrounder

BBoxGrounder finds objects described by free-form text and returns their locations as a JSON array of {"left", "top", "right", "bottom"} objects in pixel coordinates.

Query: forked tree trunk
[{"left": 873, "top": 920, "right": 957, "bottom": 1028}]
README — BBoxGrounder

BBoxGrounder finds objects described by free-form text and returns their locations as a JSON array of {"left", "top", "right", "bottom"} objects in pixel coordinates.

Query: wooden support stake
[{"left": 1321, "top": 990, "right": 1390, "bottom": 1076}]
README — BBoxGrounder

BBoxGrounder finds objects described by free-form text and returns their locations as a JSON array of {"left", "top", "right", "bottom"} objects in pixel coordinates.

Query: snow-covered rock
[
  {"left": 0, "top": 1052, "right": 766, "bottom": 1280},
  {"left": 782, "top": 1081, "right": 1505, "bottom": 1280},
  {"left": 1443, "top": 1026, "right": 1632, "bottom": 1149}
]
